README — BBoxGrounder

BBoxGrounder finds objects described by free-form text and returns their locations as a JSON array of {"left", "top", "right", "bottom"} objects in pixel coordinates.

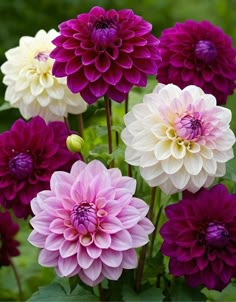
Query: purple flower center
[
  {"left": 91, "top": 17, "right": 117, "bottom": 47},
  {"left": 70, "top": 202, "right": 98, "bottom": 234},
  {"left": 8, "top": 152, "right": 33, "bottom": 180},
  {"left": 205, "top": 222, "right": 230, "bottom": 248},
  {"left": 195, "top": 40, "right": 217, "bottom": 63},
  {"left": 34, "top": 51, "right": 49, "bottom": 62},
  {"left": 175, "top": 114, "right": 202, "bottom": 140}
]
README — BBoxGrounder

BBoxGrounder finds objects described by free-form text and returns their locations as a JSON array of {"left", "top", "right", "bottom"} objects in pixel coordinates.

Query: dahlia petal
[
  {"left": 50, "top": 171, "right": 73, "bottom": 196},
  {"left": 49, "top": 218, "right": 67, "bottom": 234},
  {"left": 129, "top": 198, "right": 149, "bottom": 218},
  {"left": 30, "top": 197, "right": 42, "bottom": 215},
  {"left": 79, "top": 270, "right": 104, "bottom": 287},
  {"left": 121, "top": 249, "right": 138, "bottom": 269},
  {"left": 67, "top": 70, "right": 88, "bottom": 93},
  {"left": 107, "top": 86, "right": 127, "bottom": 103},
  {"left": 45, "top": 233, "right": 64, "bottom": 251},
  {"left": 65, "top": 57, "right": 82, "bottom": 75},
  {"left": 86, "top": 244, "right": 102, "bottom": 259},
  {"left": 30, "top": 212, "right": 53, "bottom": 235},
  {"left": 129, "top": 224, "right": 150, "bottom": 248},
  {"left": 94, "top": 231, "right": 111, "bottom": 249},
  {"left": 116, "top": 53, "right": 133, "bottom": 69},
  {"left": 183, "top": 153, "right": 203, "bottom": 175},
  {"left": 60, "top": 240, "right": 79, "bottom": 258},
  {"left": 38, "top": 249, "right": 59, "bottom": 267},
  {"left": 133, "top": 58, "right": 157, "bottom": 74},
  {"left": 28, "top": 230, "right": 46, "bottom": 248},
  {"left": 89, "top": 79, "right": 108, "bottom": 98},
  {"left": 70, "top": 160, "right": 87, "bottom": 177},
  {"left": 190, "top": 170, "right": 208, "bottom": 188},
  {"left": 83, "top": 259, "right": 102, "bottom": 281},
  {"left": 58, "top": 255, "right": 78, "bottom": 276},
  {"left": 138, "top": 217, "right": 155, "bottom": 234},
  {"left": 161, "top": 156, "right": 183, "bottom": 174},
  {"left": 84, "top": 65, "right": 101, "bottom": 82},
  {"left": 102, "top": 265, "right": 123, "bottom": 280},
  {"left": 100, "top": 249, "right": 123, "bottom": 267},
  {"left": 77, "top": 247, "right": 93, "bottom": 269},
  {"left": 95, "top": 53, "right": 111, "bottom": 73},
  {"left": 154, "top": 139, "right": 172, "bottom": 160},
  {"left": 82, "top": 51, "right": 97, "bottom": 65},
  {"left": 103, "top": 64, "right": 122, "bottom": 85},
  {"left": 63, "top": 228, "right": 79, "bottom": 241},
  {"left": 202, "top": 158, "right": 217, "bottom": 174},
  {"left": 110, "top": 230, "right": 133, "bottom": 251},
  {"left": 171, "top": 140, "right": 186, "bottom": 159},
  {"left": 99, "top": 216, "right": 123, "bottom": 234},
  {"left": 117, "top": 206, "right": 141, "bottom": 229},
  {"left": 132, "top": 131, "right": 157, "bottom": 151},
  {"left": 124, "top": 147, "right": 142, "bottom": 165}
]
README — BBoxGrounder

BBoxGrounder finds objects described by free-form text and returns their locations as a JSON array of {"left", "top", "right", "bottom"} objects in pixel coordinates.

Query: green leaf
[
  {"left": 169, "top": 278, "right": 205, "bottom": 301},
  {"left": 122, "top": 285, "right": 164, "bottom": 301},
  {"left": 202, "top": 282, "right": 236, "bottom": 301},
  {"left": 27, "top": 280, "right": 99, "bottom": 301},
  {"left": 0, "top": 102, "right": 11, "bottom": 111}
]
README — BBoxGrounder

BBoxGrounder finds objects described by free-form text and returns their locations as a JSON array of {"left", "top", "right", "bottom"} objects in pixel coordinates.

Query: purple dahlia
[
  {"left": 160, "top": 184, "right": 236, "bottom": 291},
  {"left": 0, "top": 211, "right": 20, "bottom": 267},
  {"left": 157, "top": 20, "right": 236, "bottom": 105},
  {"left": 0, "top": 116, "right": 81, "bottom": 219},
  {"left": 50, "top": 6, "right": 161, "bottom": 104}
]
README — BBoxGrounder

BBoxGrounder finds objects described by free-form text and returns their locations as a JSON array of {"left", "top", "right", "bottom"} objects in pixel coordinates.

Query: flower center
[
  {"left": 8, "top": 152, "right": 33, "bottom": 180},
  {"left": 70, "top": 202, "right": 98, "bottom": 234},
  {"left": 34, "top": 51, "right": 49, "bottom": 62},
  {"left": 175, "top": 114, "right": 202, "bottom": 140},
  {"left": 205, "top": 222, "right": 230, "bottom": 248},
  {"left": 195, "top": 40, "right": 217, "bottom": 63},
  {"left": 92, "top": 17, "right": 117, "bottom": 47}
]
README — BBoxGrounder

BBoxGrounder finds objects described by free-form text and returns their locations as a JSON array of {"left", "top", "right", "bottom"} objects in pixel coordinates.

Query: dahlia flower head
[
  {"left": 157, "top": 20, "right": 236, "bottom": 105},
  {"left": 0, "top": 116, "right": 81, "bottom": 218},
  {"left": 0, "top": 211, "right": 20, "bottom": 267},
  {"left": 1, "top": 29, "right": 87, "bottom": 122},
  {"left": 160, "top": 184, "right": 236, "bottom": 291},
  {"left": 50, "top": 6, "right": 161, "bottom": 104},
  {"left": 28, "top": 160, "right": 154, "bottom": 286},
  {"left": 121, "top": 83, "right": 235, "bottom": 195}
]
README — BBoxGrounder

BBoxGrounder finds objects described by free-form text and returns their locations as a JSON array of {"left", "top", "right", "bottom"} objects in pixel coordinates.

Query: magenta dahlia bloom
[
  {"left": 157, "top": 20, "right": 236, "bottom": 105},
  {"left": 28, "top": 160, "right": 154, "bottom": 286},
  {"left": 0, "top": 211, "right": 20, "bottom": 266},
  {"left": 160, "top": 184, "right": 236, "bottom": 291},
  {"left": 0, "top": 116, "right": 81, "bottom": 219},
  {"left": 50, "top": 6, "right": 161, "bottom": 104}
]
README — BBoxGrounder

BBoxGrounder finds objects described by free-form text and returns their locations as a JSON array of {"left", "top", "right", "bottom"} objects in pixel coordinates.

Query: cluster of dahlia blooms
[{"left": 0, "top": 4, "right": 236, "bottom": 296}]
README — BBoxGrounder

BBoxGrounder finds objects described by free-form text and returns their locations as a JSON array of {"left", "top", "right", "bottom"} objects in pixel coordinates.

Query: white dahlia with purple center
[{"left": 121, "top": 84, "right": 235, "bottom": 194}]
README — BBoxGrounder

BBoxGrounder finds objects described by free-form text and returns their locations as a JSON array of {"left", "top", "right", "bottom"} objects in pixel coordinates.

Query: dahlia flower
[
  {"left": 0, "top": 116, "right": 81, "bottom": 218},
  {"left": 28, "top": 160, "right": 154, "bottom": 286},
  {"left": 157, "top": 20, "right": 236, "bottom": 105},
  {"left": 50, "top": 6, "right": 161, "bottom": 104},
  {"left": 0, "top": 211, "right": 20, "bottom": 267},
  {"left": 121, "top": 83, "right": 235, "bottom": 195},
  {"left": 1, "top": 29, "right": 87, "bottom": 122},
  {"left": 160, "top": 184, "right": 236, "bottom": 291}
]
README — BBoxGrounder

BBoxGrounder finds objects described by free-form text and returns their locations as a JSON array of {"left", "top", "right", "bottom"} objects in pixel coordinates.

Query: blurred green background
[
  {"left": 0, "top": 1, "right": 235, "bottom": 300},
  {"left": 0, "top": 0, "right": 235, "bottom": 132}
]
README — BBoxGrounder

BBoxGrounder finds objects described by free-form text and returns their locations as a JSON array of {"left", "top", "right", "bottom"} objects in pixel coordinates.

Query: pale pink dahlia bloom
[
  {"left": 28, "top": 160, "right": 154, "bottom": 286},
  {"left": 121, "top": 84, "right": 235, "bottom": 195}
]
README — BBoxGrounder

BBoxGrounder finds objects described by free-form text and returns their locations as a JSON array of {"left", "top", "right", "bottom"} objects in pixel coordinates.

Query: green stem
[
  {"left": 10, "top": 259, "right": 24, "bottom": 302},
  {"left": 104, "top": 95, "right": 114, "bottom": 168},
  {"left": 148, "top": 187, "right": 157, "bottom": 221},
  {"left": 64, "top": 116, "right": 71, "bottom": 134},
  {"left": 135, "top": 244, "right": 147, "bottom": 293},
  {"left": 78, "top": 113, "right": 84, "bottom": 138},
  {"left": 98, "top": 283, "right": 104, "bottom": 302}
]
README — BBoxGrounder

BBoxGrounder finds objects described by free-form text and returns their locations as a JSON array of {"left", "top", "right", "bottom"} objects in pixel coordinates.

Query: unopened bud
[{"left": 66, "top": 134, "right": 84, "bottom": 153}]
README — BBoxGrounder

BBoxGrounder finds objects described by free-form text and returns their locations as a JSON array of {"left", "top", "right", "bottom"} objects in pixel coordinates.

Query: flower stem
[
  {"left": 64, "top": 117, "right": 71, "bottom": 134},
  {"left": 135, "top": 187, "right": 157, "bottom": 292},
  {"left": 149, "top": 205, "right": 163, "bottom": 258},
  {"left": 78, "top": 113, "right": 84, "bottom": 138},
  {"left": 148, "top": 187, "right": 157, "bottom": 221},
  {"left": 10, "top": 259, "right": 24, "bottom": 302},
  {"left": 104, "top": 95, "right": 114, "bottom": 168},
  {"left": 98, "top": 283, "right": 104, "bottom": 302}
]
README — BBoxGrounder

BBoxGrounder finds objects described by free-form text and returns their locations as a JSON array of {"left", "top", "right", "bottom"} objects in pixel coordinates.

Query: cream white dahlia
[
  {"left": 121, "top": 84, "right": 235, "bottom": 195},
  {"left": 1, "top": 29, "right": 87, "bottom": 122}
]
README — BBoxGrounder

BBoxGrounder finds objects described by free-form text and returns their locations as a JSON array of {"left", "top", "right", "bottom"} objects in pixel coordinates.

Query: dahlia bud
[{"left": 66, "top": 134, "right": 84, "bottom": 153}]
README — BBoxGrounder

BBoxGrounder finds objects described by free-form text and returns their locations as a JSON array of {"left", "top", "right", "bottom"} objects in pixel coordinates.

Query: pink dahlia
[
  {"left": 0, "top": 211, "right": 20, "bottom": 267},
  {"left": 160, "top": 184, "right": 236, "bottom": 291},
  {"left": 157, "top": 20, "right": 236, "bottom": 105},
  {"left": 50, "top": 6, "right": 161, "bottom": 104},
  {"left": 0, "top": 116, "right": 81, "bottom": 218},
  {"left": 28, "top": 160, "right": 154, "bottom": 286}
]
